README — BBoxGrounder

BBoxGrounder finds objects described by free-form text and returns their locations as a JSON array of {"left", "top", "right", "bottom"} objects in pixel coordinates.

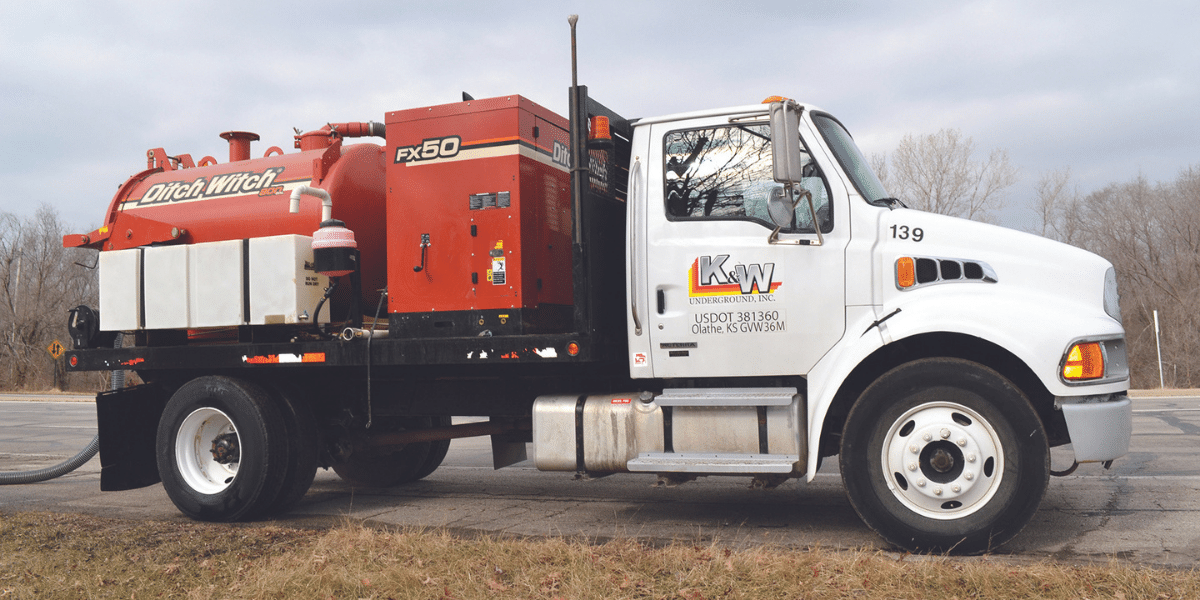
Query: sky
[{"left": 1, "top": 0, "right": 1195, "bottom": 233}]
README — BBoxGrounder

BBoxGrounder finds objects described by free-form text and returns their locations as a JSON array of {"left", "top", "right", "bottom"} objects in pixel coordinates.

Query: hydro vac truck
[{"left": 45, "top": 17, "right": 1130, "bottom": 553}]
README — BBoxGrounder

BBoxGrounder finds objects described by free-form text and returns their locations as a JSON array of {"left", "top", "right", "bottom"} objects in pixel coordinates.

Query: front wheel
[{"left": 839, "top": 358, "right": 1049, "bottom": 553}]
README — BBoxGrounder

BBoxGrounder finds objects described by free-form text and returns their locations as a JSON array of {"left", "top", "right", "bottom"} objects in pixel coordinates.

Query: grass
[{"left": 1, "top": 511, "right": 1196, "bottom": 599}]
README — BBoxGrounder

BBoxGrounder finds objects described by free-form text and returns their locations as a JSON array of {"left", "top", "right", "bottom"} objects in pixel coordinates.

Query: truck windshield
[{"left": 811, "top": 113, "right": 889, "bottom": 204}]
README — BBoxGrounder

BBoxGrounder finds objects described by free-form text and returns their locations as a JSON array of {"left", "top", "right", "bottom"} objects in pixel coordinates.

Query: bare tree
[
  {"left": 0, "top": 205, "right": 98, "bottom": 390},
  {"left": 1032, "top": 167, "right": 1082, "bottom": 244},
  {"left": 870, "top": 152, "right": 889, "bottom": 190},
  {"left": 877, "top": 128, "right": 1018, "bottom": 222},
  {"left": 1057, "top": 167, "right": 1200, "bottom": 387}
]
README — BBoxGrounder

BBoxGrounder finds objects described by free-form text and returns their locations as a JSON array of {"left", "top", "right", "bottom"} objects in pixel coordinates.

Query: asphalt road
[{"left": 1, "top": 393, "right": 1197, "bottom": 566}]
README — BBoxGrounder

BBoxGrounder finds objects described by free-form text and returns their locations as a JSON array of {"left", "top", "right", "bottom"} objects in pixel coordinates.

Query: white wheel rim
[
  {"left": 882, "top": 401, "right": 1003, "bottom": 520},
  {"left": 176, "top": 407, "right": 240, "bottom": 495}
]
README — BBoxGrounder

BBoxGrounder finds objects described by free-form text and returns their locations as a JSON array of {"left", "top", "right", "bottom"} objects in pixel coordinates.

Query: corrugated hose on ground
[{"left": 0, "top": 335, "right": 123, "bottom": 484}]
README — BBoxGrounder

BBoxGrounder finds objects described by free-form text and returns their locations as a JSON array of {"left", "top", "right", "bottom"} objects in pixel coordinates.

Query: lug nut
[
  {"left": 922, "top": 433, "right": 933, "bottom": 442},
  {"left": 952, "top": 485, "right": 961, "bottom": 493},
  {"left": 967, "top": 454, "right": 977, "bottom": 463},
  {"left": 940, "top": 428, "right": 951, "bottom": 439},
  {"left": 933, "top": 487, "right": 943, "bottom": 496},
  {"left": 910, "top": 445, "right": 920, "bottom": 454},
  {"left": 957, "top": 437, "right": 967, "bottom": 447},
  {"left": 917, "top": 478, "right": 927, "bottom": 487},
  {"left": 908, "top": 462, "right": 918, "bottom": 472},
  {"left": 964, "top": 472, "right": 974, "bottom": 481}
]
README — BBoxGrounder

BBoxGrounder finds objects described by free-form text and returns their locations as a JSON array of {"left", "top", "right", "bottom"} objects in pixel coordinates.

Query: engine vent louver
[
  {"left": 896, "top": 257, "right": 997, "bottom": 291},
  {"left": 916, "top": 258, "right": 939, "bottom": 284}
]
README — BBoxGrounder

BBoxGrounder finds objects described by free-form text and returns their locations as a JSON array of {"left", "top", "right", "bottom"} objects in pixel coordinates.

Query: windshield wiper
[{"left": 870, "top": 197, "right": 908, "bottom": 210}]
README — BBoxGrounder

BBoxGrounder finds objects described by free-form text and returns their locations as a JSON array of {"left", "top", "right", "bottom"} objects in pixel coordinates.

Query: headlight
[{"left": 1103, "top": 267, "right": 1122, "bottom": 323}]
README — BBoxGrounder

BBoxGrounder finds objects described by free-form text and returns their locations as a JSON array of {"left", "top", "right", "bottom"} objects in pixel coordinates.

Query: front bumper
[{"left": 1058, "top": 394, "right": 1132, "bottom": 462}]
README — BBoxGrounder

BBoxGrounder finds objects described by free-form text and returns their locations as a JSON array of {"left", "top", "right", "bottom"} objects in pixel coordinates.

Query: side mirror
[
  {"left": 767, "top": 187, "right": 794, "bottom": 228},
  {"left": 767, "top": 100, "right": 823, "bottom": 246},
  {"left": 769, "top": 100, "right": 804, "bottom": 184}
]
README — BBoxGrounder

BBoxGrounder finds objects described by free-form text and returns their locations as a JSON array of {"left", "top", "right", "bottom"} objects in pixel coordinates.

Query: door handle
[
  {"left": 413, "top": 233, "right": 430, "bottom": 272},
  {"left": 657, "top": 289, "right": 665, "bottom": 314}
]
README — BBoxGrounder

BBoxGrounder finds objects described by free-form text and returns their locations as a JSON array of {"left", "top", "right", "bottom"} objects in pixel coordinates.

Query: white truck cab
[{"left": 594, "top": 98, "right": 1132, "bottom": 551}]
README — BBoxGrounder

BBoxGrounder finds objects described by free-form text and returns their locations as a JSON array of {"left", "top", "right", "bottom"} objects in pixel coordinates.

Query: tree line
[
  {"left": 1034, "top": 166, "right": 1200, "bottom": 388},
  {"left": 0, "top": 133, "right": 1194, "bottom": 390},
  {"left": 0, "top": 206, "right": 101, "bottom": 391}
]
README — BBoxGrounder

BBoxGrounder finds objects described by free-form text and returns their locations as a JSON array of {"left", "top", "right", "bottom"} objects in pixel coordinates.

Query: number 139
[{"left": 890, "top": 224, "right": 924, "bottom": 242}]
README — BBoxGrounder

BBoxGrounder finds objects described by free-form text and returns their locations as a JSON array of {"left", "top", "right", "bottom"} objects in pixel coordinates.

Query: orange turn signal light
[
  {"left": 1063, "top": 342, "right": 1105, "bottom": 380},
  {"left": 761, "top": 95, "right": 788, "bottom": 104},
  {"left": 896, "top": 257, "right": 916, "bottom": 289}
]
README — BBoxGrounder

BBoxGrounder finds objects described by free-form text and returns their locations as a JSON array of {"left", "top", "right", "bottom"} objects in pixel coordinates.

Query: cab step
[
  {"left": 657, "top": 387, "right": 798, "bottom": 406},
  {"left": 626, "top": 452, "right": 801, "bottom": 474}
]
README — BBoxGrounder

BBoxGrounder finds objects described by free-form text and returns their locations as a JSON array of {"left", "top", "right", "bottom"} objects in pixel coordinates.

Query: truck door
[{"left": 633, "top": 113, "right": 848, "bottom": 379}]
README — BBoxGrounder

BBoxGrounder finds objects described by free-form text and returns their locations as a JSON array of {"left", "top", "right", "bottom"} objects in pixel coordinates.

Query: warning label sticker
[{"left": 491, "top": 257, "right": 506, "bottom": 284}]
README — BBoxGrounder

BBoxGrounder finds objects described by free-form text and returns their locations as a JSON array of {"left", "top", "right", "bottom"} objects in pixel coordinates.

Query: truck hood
[{"left": 878, "top": 210, "right": 1118, "bottom": 322}]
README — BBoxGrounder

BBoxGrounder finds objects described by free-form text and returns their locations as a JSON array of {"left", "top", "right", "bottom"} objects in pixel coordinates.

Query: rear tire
[
  {"left": 332, "top": 417, "right": 448, "bottom": 487},
  {"left": 839, "top": 358, "right": 1049, "bottom": 553},
  {"left": 263, "top": 383, "right": 319, "bottom": 514},
  {"left": 412, "top": 416, "right": 453, "bottom": 480},
  {"left": 156, "top": 376, "right": 288, "bottom": 521}
]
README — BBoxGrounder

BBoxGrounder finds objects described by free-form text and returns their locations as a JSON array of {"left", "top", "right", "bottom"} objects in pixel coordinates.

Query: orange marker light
[
  {"left": 567, "top": 341, "right": 580, "bottom": 357},
  {"left": 896, "top": 257, "right": 916, "bottom": 289},
  {"left": 588, "top": 116, "right": 611, "bottom": 141},
  {"left": 761, "top": 95, "right": 788, "bottom": 104},
  {"left": 1063, "top": 342, "right": 1105, "bottom": 380}
]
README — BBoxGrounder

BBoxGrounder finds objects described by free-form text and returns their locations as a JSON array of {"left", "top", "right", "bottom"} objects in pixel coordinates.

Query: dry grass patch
[{"left": 1, "top": 511, "right": 1197, "bottom": 599}]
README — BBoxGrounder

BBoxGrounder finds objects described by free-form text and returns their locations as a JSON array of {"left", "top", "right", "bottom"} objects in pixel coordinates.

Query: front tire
[
  {"left": 156, "top": 376, "right": 288, "bottom": 522},
  {"left": 839, "top": 358, "right": 1049, "bottom": 553}
]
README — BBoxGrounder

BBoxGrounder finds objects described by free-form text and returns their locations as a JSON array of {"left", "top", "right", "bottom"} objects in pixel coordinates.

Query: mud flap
[{"left": 96, "top": 384, "right": 168, "bottom": 491}]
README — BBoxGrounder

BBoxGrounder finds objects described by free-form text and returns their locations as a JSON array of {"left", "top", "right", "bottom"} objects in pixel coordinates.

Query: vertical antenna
[
  {"left": 569, "top": 14, "right": 579, "bottom": 91},
  {"left": 568, "top": 14, "right": 583, "bottom": 243}
]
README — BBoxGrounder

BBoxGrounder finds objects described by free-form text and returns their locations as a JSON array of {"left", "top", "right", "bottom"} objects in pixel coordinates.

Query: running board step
[
  {"left": 627, "top": 452, "right": 801, "bottom": 474},
  {"left": 657, "top": 387, "right": 799, "bottom": 407}
]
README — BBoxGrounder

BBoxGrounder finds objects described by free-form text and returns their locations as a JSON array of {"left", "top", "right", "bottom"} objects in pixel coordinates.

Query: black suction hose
[{"left": 0, "top": 334, "right": 123, "bottom": 484}]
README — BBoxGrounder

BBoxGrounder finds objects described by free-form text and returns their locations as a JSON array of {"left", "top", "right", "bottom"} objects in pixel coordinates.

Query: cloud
[{"left": 0, "top": 0, "right": 1196, "bottom": 233}]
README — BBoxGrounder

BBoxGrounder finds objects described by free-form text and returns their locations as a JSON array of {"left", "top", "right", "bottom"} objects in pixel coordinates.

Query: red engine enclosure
[
  {"left": 69, "top": 98, "right": 580, "bottom": 336},
  {"left": 385, "top": 95, "right": 574, "bottom": 336},
  {"left": 68, "top": 135, "right": 388, "bottom": 309}
]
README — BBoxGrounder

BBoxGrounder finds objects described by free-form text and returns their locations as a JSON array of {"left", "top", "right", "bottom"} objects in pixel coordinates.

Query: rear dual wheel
[
  {"left": 839, "top": 358, "right": 1049, "bottom": 553},
  {"left": 332, "top": 416, "right": 452, "bottom": 487},
  {"left": 156, "top": 376, "right": 317, "bottom": 522},
  {"left": 267, "top": 383, "right": 319, "bottom": 514}
]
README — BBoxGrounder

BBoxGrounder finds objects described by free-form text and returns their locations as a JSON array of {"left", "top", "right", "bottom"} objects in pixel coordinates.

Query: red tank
[{"left": 66, "top": 124, "right": 388, "bottom": 309}]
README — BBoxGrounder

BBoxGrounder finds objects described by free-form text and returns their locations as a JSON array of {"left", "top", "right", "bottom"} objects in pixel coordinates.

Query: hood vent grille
[{"left": 900, "top": 257, "right": 997, "bottom": 290}]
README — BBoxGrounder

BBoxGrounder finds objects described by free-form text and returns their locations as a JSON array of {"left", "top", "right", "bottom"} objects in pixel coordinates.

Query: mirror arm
[{"left": 803, "top": 187, "right": 824, "bottom": 247}]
